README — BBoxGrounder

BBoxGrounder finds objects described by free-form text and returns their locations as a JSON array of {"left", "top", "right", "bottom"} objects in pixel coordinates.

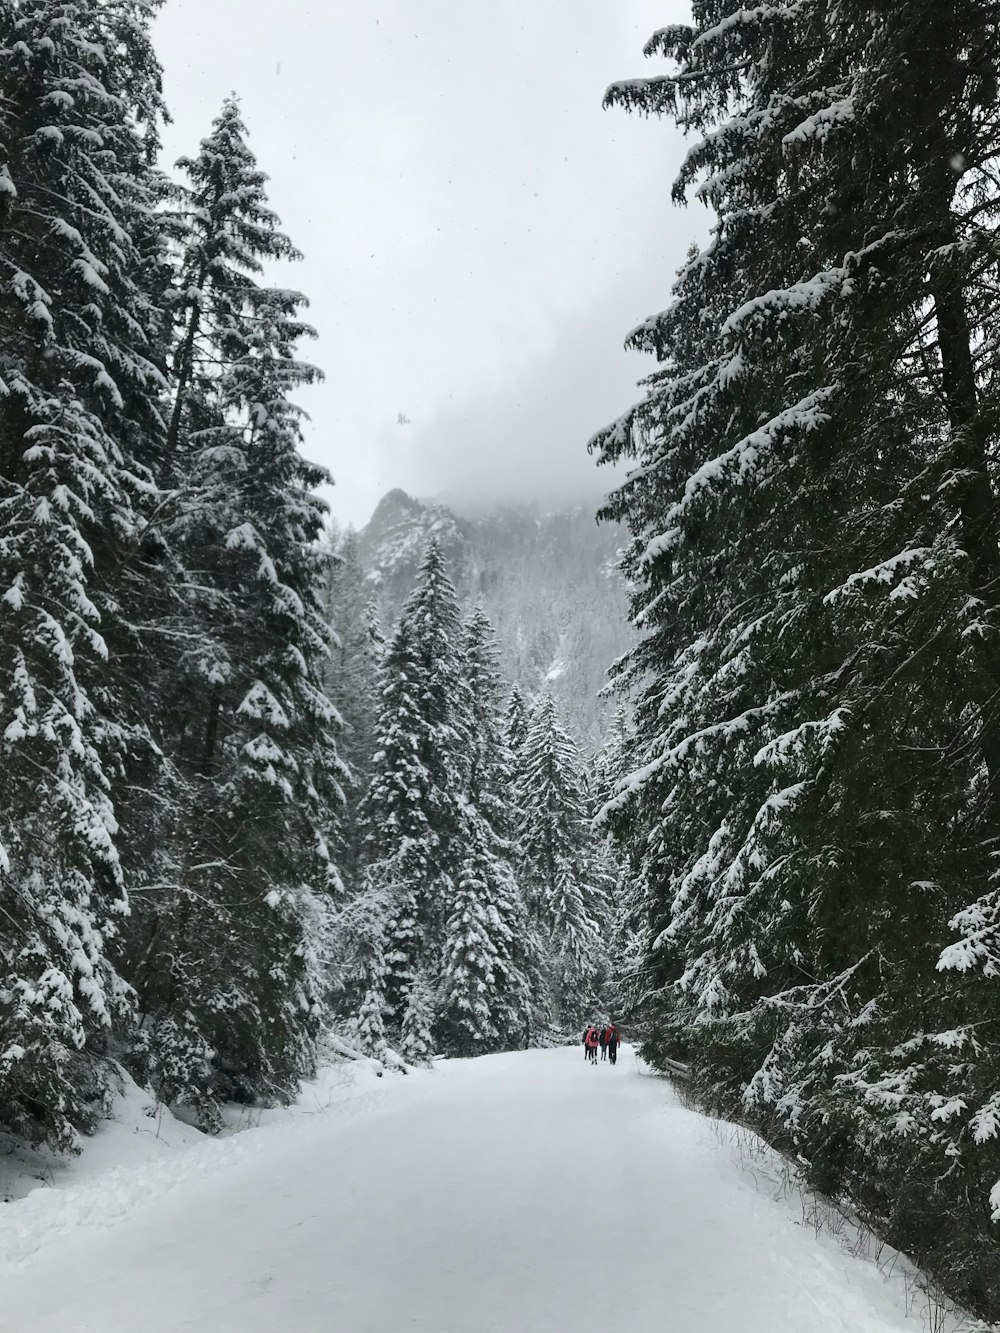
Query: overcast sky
[{"left": 153, "top": 1, "right": 699, "bottom": 527}]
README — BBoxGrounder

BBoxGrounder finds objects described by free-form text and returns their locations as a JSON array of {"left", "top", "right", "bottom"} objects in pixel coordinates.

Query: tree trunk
[
  {"left": 932, "top": 265, "right": 1000, "bottom": 806},
  {"left": 163, "top": 259, "right": 209, "bottom": 472},
  {"left": 200, "top": 690, "right": 222, "bottom": 777}
]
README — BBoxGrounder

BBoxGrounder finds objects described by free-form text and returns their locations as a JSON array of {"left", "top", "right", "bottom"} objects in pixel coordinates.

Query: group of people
[{"left": 583, "top": 1023, "right": 621, "bottom": 1065}]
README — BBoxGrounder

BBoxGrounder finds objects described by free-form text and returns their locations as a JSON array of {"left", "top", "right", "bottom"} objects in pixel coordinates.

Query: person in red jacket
[
  {"left": 604, "top": 1023, "right": 621, "bottom": 1065},
  {"left": 583, "top": 1025, "right": 600, "bottom": 1063}
]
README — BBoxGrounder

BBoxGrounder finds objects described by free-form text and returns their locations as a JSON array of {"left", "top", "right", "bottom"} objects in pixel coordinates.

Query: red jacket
[
  {"left": 584, "top": 1027, "right": 599, "bottom": 1048},
  {"left": 604, "top": 1026, "right": 620, "bottom": 1045}
]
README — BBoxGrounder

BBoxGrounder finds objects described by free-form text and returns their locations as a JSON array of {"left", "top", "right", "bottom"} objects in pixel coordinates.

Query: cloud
[
  {"left": 391, "top": 241, "right": 684, "bottom": 514},
  {"left": 152, "top": 0, "right": 698, "bottom": 527}
]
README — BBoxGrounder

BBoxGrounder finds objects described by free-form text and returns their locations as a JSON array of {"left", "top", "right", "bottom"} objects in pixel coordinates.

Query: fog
[{"left": 153, "top": 0, "right": 699, "bottom": 527}]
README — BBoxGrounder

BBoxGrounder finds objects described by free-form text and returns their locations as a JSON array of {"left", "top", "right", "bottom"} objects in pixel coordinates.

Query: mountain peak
[
  {"left": 356, "top": 489, "right": 631, "bottom": 743},
  {"left": 367, "top": 488, "right": 426, "bottom": 527}
]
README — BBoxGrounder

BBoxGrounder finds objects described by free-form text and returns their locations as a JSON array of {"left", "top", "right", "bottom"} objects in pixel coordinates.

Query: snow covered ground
[{"left": 0, "top": 1047, "right": 978, "bottom": 1332}]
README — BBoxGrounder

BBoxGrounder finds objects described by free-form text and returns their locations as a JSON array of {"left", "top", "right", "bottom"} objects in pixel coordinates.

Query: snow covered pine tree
[
  {"left": 321, "top": 525, "right": 383, "bottom": 880},
  {"left": 360, "top": 540, "right": 471, "bottom": 1038},
  {"left": 439, "top": 608, "right": 538, "bottom": 1052},
  {"left": 119, "top": 98, "right": 346, "bottom": 1128},
  {"left": 597, "top": 3, "right": 1000, "bottom": 1315},
  {"left": 0, "top": 0, "right": 171, "bottom": 1149},
  {"left": 360, "top": 551, "right": 542, "bottom": 1053},
  {"left": 514, "top": 695, "right": 608, "bottom": 1027}
]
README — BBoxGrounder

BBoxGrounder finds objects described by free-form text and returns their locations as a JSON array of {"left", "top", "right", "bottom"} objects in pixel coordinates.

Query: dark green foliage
[
  {"left": 0, "top": 14, "right": 347, "bottom": 1147},
  {"left": 118, "top": 98, "right": 345, "bottom": 1125},
  {"left": 598, "top": 2, "right": 1000, "bottom": 1316},
  {"left": 0, "top": 0, "right": 169, "bottom": 1151},
  {"left": 513, "top": 695, "right": 609, "bottom": 1025},
  {"left": 358, "top": 550, "right": 595, "bottom": 1054}
]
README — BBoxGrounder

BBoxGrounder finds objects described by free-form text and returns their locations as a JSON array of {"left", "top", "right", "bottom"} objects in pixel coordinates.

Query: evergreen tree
[
  {"left": 400, "top": 973, "right": 435, "bottom": 1066},
  {"left": 122, "top": 98, "right": 345, "bottom": 1125},
  {"left": 599, "top": 4, "right": 1000, "bottom": 1313},
  {"left": 503, "top": 684, "right": 530, "bottom": 761},
  {"left": 461, "top": 609, "right": 539, "bottom": 1044},
  {"left": 359, "top": 570, "right": 546, "bottom": 1053},
  {"left": 465, "top": 608, "right": 516, "bottom": 832},
  {"left": 322, "top": 527, "right": 380, "bottom": 774},
  {"left": 594, "top": 705, "right": 645, "bottom": 1022},
  {"left": 351, "top": 874, "right": 389, "bottom": 1067},
  {"left": 440, "top": 845, "right": 504, "bottom": 1054},
  {"left": 322, "top": 526, "right": 381, "bottom": 876},
  {"left": 360, "top": 540, "right": 470, "bottom": 1022},
  {"left": 0, "top": 0, "right": 170, "bottom": 1148},
  {"left": 356, "top": 985, "right": 388, "bottom": 1062},
  {"left": 514, "top": 696, "right": 606, "bottom": 1023}
]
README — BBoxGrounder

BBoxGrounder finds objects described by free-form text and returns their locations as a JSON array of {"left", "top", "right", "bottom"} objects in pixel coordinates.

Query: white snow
[
  {"left": 0, "top": 1048, "right": 967, "bottom": 1332},
  {"left": 782, "top": 95, "right": 856, "bottom": 147},
  {"left": 544, "top": 654, "right": 567, "bottom": 682}
]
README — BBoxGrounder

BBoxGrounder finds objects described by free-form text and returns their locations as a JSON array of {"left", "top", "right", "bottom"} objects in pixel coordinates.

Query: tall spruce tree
[
  {"left": 400, "top": 972, "right": 435, "bottom": 1066},
  {"left": 356, "top": 981, "right": 388, "bottom": 1062},
  {"left": 322, "top": 526, "right": 381, "bottom": 876},
  {"left": 465, "top": 608, "right": 518, "bottom": 840},
  {"left": 598, "top": 4, "right": 1000, "bottom": 1313},
  {"left": 121, "top": 98, "right": 345, "bottom": 1126},
  {"left": 450, "top": 609, "right": 538, "bottom": 1048},
  {"left": 360, "top": 540, "right": 470, "bottom": 1026},
  {"left": 503, "top": 684, "right": 530, "bottom": 761},
  {"left": 514, "top": 695, "right": 607, "bottom": 1023},
  {"left": 440, "top": 845, "right": 507, "bottom": 1054},
  {"left": 0, "top": 0, "right": 170, "bottom": 1148},
  {"left": 594, "top": 705, "right": 644, "bottom": 1022}
]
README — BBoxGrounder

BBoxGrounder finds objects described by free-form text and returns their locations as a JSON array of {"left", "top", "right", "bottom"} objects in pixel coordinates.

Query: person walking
[
  {"left": 605, "top": 1023, "right": 621, "bottom": 1065},
  {"left": 584, "top": 1026, "right": 599, "bottom": 1063},
  {"left": 599, "top": 1027, "right": 608, "bottom": 1061}
]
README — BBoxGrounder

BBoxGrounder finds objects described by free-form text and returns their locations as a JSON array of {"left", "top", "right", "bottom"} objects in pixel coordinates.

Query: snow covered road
[{"left": 2, "top": 1048, "right": 936, "bottom": 1332}]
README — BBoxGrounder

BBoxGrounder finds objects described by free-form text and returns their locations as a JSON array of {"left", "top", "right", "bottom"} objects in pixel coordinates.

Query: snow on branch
[
  {"left": 721, "top": 271, "right": 846, "bottom": 338},
  {"left": 689, "top": 0, "right": 808, "bottom": 53},
  {"left": 666, "top": 385, "right": 837, "bottom": 523},
  {"left": 782, "top": 95, "right": 856, "bottom": 148},
  {"left": 753, "top": 709, "right": 849, "bottom": 768},
  {"left": 604, "top": 690, "right": 800, "bottom": 819},
  {"left": 823, "top": 548, "right": 932, "bottom": 605}
]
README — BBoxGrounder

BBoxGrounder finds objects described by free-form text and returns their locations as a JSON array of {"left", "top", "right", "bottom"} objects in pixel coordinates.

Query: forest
[
  {"left": 4, "top": 0, "right": 1000, "bottom": 1325},
  {"left": 0, "top": 0, "right": 622, "bottom": 1158},
  {"left": 597, "top": 1, "right": 1000, "bottom": 1319}
]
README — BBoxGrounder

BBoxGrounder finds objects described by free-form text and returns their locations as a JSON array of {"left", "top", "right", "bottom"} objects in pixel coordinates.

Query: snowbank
[{"left": 0, "top": 1045, "right": 431, "bottom": 1268}]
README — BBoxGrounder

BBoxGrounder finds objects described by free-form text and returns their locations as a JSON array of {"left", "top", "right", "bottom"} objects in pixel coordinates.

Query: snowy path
[{"left": 1, "top": 1048, "right": 933, "bottom": 1332}]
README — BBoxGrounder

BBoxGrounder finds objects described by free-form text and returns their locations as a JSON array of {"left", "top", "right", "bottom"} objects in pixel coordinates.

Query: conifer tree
[
  {"left": 599, "top": 4, "right": 1000, "bottom": 1310},
  {"left": 122, "top": 98, "right": 345, "bottom": 1124},
  {"left": 440, "top": 846, "right": 504, "bottom": 1054},
  {"left": 514, "top": 696, "right": 606, "bottom": 1022},
  {"left": 465, "top": 608, "right": 516, "bottom": 830},
  {"left": 400, "top": 973, "right": 435, "bottom": 1066},
  {"left": 360, "top": 540, "right": 470, "bottom": 1023},
  {"left": 594, "top": 705, "right": 644, "bottom": 1019},
  {"left": 323, "top": 528, "right": 380, "bottom": 773},
  {"left": 0, "top": 0, "right": 170, "bottom": 1148},
  {"left": 460, "top": 609, "right": 539, "bottom": 1043},
  {"left": 322, "top": 527, "right": 381, "bottom": 876},
  {"left": 503, "top": 684, "right": 530, "bottom": 761},
  {"left": 349, "top": 868, "right": 390, "bottom": 1069},
  {"left": 356, "top": 985, "right": 388, "bottom": 1062}
]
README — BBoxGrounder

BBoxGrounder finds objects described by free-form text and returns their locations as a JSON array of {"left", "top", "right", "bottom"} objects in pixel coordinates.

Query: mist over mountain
[{"left": 355, "top": 489, "right": 632, "bottom": 743}]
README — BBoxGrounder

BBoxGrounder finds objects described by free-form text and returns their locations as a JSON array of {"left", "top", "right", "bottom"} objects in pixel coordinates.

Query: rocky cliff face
[{"left": 357, "top": 489, "right": 632, "bottom": 744}]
